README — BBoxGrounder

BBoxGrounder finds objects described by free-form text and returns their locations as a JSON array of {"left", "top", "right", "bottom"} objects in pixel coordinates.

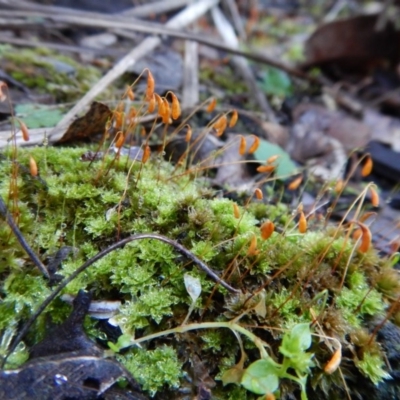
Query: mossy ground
[
  {"left": 0, "top": 144, "right": 398, "bottom": 398},
  {"left": 0, "top": 45, "right": 105, "bottom": 103}
]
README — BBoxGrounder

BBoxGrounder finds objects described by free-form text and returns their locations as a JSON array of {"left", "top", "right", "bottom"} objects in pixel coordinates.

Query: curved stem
[{"left": 128, "top": 321, "right": 269, "bottom": 360}]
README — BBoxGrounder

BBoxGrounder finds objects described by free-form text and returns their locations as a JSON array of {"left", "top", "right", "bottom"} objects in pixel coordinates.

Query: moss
[
  {"left": 0, "top": 46, "right": 104, "bottom": 102},
  {"left": 336, "top": 271, "right": 385, "bottom": 328},
  {"left": 0, "top": 145, "right": 397, "bottom": 397},
  {"left": 118, "top": 345, "right": 182, "bottom": 395},
  {"left": 355, "top": 351, "right": 392, "bottom": 385}
]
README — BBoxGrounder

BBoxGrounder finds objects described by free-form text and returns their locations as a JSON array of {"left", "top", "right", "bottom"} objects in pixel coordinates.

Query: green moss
[
  {"left": 0, "top": 145, "right": 396, "bottom": 397},
  {"left": 118, "top": 345, "right": 182, "bottom": 395},
  {"left": 0, "top": 46, "right": 104, "bottom": 102},
  {"left": 355, "top": 351, "right": 392, "bottom": 385},
  {"left": 336, "top": 271, "right": 385, "bottom": 328}
]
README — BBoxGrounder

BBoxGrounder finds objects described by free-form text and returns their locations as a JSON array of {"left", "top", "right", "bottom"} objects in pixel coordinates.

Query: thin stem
[
  {"left": 129, "top": 321, "right": 269, "bottom": 360},
  {"left": 0, "top": 196, "right": 49, "bottom": 278}
]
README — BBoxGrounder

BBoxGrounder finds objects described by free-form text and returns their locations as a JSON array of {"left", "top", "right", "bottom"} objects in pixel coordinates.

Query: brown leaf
[
  {"left": 57, "top": 102, "right": 112, "bottom": 143},
  {"left": 303, "top": 14, "right": 400, "bottom": 74}
]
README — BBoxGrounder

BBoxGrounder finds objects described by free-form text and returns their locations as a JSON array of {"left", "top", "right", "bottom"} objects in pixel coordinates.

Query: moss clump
[
  {"left": 118, "top": 345, "right": 182, "bottom": 395},
  {"left": 0, "top": 145, "right": 397, "bottom": 398},
  {"left": 0, "top": 45, "right": 103, "bottom": 102}
]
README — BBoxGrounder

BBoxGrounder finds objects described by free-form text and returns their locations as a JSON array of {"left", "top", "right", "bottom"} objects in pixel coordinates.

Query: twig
[
  {"left": 121, "top": 0, "right": 194, "bottom": 17},
  {"left": 0, "top": 0, "right": 194, "bottom": 18},
  {"left": 49, "top": 0, "right": 220, "bottom": 142},
  {"left": 3, "top": 232, "right": 239, "bottom": 367},
  {"left": 0, "top": 8, "right": 316, "bottom": 84},
  {"left": 0, "top": 114, "right": 157, "bottom": 149},
  {"left": 211, "top": 6, "right": 277, "bottom": 122},
  {"left": 0, "top": 196, "right": 49, "bottom": 278},
  {"left": 222, "top": 0, "right": 247, "bottom": 41},
  {"left": 182, "top": 40, "right": 199, "bottom": 109}
]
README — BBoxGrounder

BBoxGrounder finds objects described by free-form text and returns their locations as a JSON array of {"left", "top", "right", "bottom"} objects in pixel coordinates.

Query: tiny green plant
[{"left": 240, "top": 323, "right": 314, "bottom": 400}]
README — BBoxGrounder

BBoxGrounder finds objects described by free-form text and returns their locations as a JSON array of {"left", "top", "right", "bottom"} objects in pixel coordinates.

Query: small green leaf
[
  {"left": 280, "top": 323, "right": 312, "bottom": 358},
  {"left": 241, "top": 359, "right": 280, "bottom": 395},
  {"left": 260, "top": 67, "right": 292, "bottom": 97},
  {"left": 108, "top": 333, "right": 133, "bottom": 352}
]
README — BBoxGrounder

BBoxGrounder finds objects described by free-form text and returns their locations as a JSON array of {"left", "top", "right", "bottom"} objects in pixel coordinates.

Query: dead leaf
[
  {"left": 57, "top": 102, "right": 112, "bottom": 143},
  {"left": 303, "top": 14, "right": 400, "bottom": 75},
  {"left": 289, "top": 104, "right": 371, "bottom": 160}
]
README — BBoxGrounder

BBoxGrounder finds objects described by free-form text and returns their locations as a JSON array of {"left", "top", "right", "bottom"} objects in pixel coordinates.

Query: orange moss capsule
[
  {"left": 239, "top": 135, "right": 247, "bottom": 156},
  {"left": 288, "top": 176, "right": 303, "bottom": 191},
  {"left": 206, "top": 97, "right": 216, "bottom": 112},
  {"left": 170, "top": 92, "right": 181, "bottom": 120},
  {"left": 353, "top": 228, "right": 362, "bottom": 241},
  {"left": 298, "top": 211, "right": 307, "bottom": 234},
  {"left": 257, "top": 165, "right": 275, "bottom": 173},
  {"left": 17, "top": 119, "right": 30, "bottom": 142},
  {"left": 358, "top": 222, "right": 372, "bottom": 253},
  {"left": 247, "top": 234, "right": 259, "bottom": 256},
  {"left": 233, "top": 202, "right": 240, "bottom": 219},
  {"left": 140, "top": 126, "right": 146, "bottom": 137},
  {"left": 260, "top": 220, "right": 274, "bottom": 240},
  {"left": 161, "top": 98, "right": 171, "bottom": 124},
  {"left": 254, "top": 188, "right": 263, "bottom": 200},
  {"left": 213, "top": 115, "right": 227, "bottom": 137},
  {"left": 114, "top": 131, "right": 125, "bottom": 148},
  {"left": 265, "top": 393, "right": 276, "bottom": 400},
  {"left": 154, "top": 93, "right": 163, "bottom": 110},
  {"left": 147, "top": 94, "right": 156, "bottom": 113},
  {"left": 248, "top": 135, "right": 260, "bottom": 154},
  {"left": 334, "top": 179, "right": 344, "bottom": 194},
  {"left": 324, "top": 348, "right": 342, "bottom": 374},
  {"left": 113, "top": 111, "right": 124, "bottom": 130},
  {"left": 142, "top": 144, "right": 151, "bottom": 163},
  {"left": 361, "top": 156, "right": 373, "bottom": 177},
  {"left": 185, "top": 126, "right": 192, "bottom": 142},
  {"left": 127, "top": 85, "right": 135, "bottom": 101},
  {"left": 370, "top": 187, "right": 379, "bottom": 207},
  {"left": 229, "top": 110, "right": 238, "bottom": 128},
  {"left": 390, "top": 238, "right": 400, "bottom": 253},
  {"left": 127, "top": 107, "right": 137, "bottom": 122},
  {"left": 267, "top": 155, "right": 279, "bottom": 164},
  {"left": 146, "top": 71, "right": 155, "bottom": 100},
  {"left": 29, "top": 155, "right": 38, "bottom": 177},
  {"left": 157, "top": 96, "right": 166, "bottom": 119}
]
